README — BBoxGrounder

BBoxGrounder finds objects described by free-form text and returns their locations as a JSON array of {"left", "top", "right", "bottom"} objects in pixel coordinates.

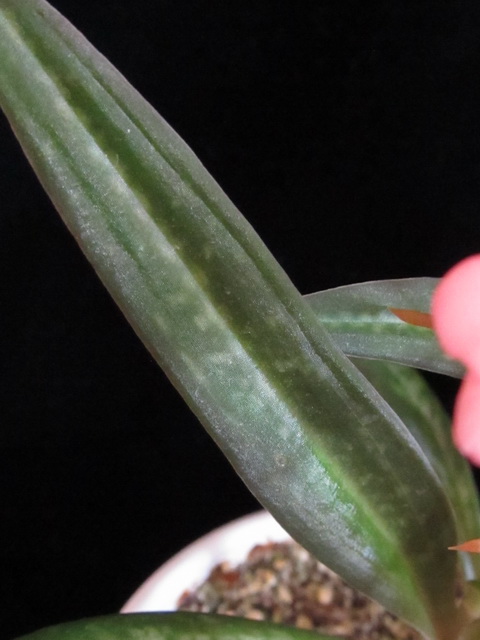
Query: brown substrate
[{"left": 178, "top": 541, "right": 422, "bottom": 640}]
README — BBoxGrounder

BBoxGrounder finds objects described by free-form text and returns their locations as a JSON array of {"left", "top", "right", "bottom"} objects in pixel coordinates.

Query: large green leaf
[
  {"left": 15, "top": 614, "right": 336, "bottom": 640},
  {"left": 0, "top": 2, "right": 466, "bottom": 637},
  {"left": 354, "top": 359, "right": 480, "bottom": 580},
  {"left": 305, "top": 279, "right": 464, "bottom": 378}
]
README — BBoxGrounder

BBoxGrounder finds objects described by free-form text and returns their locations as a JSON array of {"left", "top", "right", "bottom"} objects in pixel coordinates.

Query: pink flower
[{"left": 432, "top": 254, "right": 480, "bottom": 466}]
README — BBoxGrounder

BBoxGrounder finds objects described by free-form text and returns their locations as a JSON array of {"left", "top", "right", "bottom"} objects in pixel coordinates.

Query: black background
[{"left": 1, "top": 1, "right": 480, "bottom": 639}]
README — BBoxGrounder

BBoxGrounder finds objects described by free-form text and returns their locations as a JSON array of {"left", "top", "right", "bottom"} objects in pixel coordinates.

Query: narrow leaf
[
  {"left": 305, "top": 279, "right": 464, "bottom": 377},
  {"left": 14, "top": 614, "right": 336, "bottom": 640},
  {"left": 0, "top": 2, "right": 464, "bottom": 637}
]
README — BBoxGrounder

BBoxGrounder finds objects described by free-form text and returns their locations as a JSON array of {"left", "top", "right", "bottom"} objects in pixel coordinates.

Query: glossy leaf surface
[
  {"left": 305, "top": 279, "right": 464, "bottom": 378},
  {"left": 0, "top": 2, "right": 464, "bottom": 637},
  {"left": 15, "top": 614, "right": 335, "bottom": 640}
]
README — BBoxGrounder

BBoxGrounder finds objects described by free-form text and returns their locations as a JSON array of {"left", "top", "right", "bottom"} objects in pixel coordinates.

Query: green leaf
[
  {"left": 305, "top": 279, "right": 464, "bottom": 378},
  {"left": 0, "top": 2, "right": 466, "bottom": 637},
  {"left": 15, "top": 614, "right": 337, "bottom": 640},
  {"left": 354, "top": 358, "right": 480, "bottom": 580}
]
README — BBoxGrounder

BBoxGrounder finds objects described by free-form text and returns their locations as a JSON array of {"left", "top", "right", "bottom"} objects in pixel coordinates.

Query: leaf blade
[
  {"left": 305, "top": 279, "right": 464, "bottom": 378},
  {"left": 355, "top": 359, "right": 480, "bottom": 580},
  {"left": 15, "top": 614, "right": 337, "bottom": 640},
  {"left": 0, "top": 2, "right": 465, "bottom": 637}
]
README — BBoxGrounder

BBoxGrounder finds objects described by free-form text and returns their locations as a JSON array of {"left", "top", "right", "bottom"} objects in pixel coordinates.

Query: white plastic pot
[{"left": 122, "top": 510, "right": 291, "bottom": 613}]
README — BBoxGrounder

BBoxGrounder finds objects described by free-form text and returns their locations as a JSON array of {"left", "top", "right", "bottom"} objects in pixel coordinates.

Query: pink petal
[
  {"left": 432, "top": 254, "right": 480, "bottom": 369},
  {"left": 451, "top": 371, "right": 480, "bottom": 466},
  {"left": 432, "top": 255, "right": 480, "bottom": 465}
]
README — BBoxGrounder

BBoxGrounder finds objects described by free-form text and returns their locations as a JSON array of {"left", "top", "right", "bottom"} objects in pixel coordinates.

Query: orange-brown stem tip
[
  {"left": 448, "top": 539, "right": 480, "bottom": 553},
  {"left": 389, "top": 307, "right": 434, "bottom": 329}
]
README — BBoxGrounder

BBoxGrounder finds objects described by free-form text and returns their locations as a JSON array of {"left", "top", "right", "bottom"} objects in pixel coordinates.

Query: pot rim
[{"left": 121, "top": 510, "right": 290, "bottom": 613}]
